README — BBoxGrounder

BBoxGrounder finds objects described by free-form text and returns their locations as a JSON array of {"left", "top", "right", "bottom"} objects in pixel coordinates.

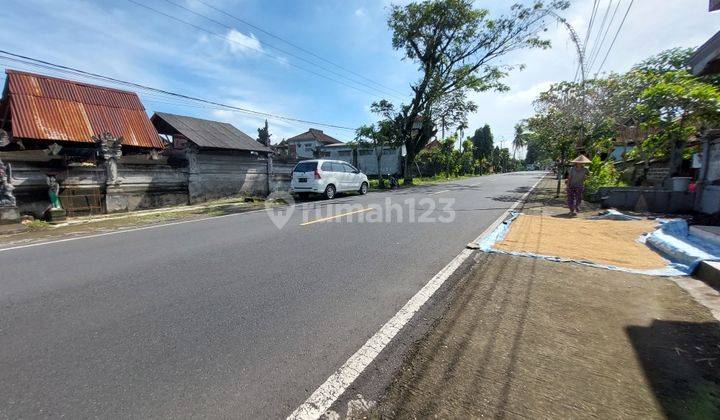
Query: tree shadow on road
[{"left": 626, "top": 320, "right": 720, "bottom": 419}]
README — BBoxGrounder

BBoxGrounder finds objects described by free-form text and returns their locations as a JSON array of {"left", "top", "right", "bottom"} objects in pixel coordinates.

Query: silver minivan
[{"left": 290, "top": 159, "right": 369, "bottom": 199}]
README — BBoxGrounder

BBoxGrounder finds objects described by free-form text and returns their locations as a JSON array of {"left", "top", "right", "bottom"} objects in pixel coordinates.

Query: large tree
[
  {"left": 471, "top": 124, "right": 494, "bottom": 160},
  {"left": 523, "top": 134, "right": 543, "bottom": 165},
  {"left": 386, "top": 0, "right": 569, "bottom": 183}
]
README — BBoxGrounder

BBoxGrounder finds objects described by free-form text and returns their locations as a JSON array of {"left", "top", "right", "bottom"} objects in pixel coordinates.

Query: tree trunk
[
  {"left": 668, "top": 139, "right": 686, "bottom": 178},
  {"left": 556, "top": 169, "right": 562, "bottom": 198},
  {"left": 377, "top": 152, "right": 385, "bottom": 189},
  {"left": 555, "top": 152, "right": 566, "bottom": 198},
  {"left": 403, "top": 143, "right": 415, "bottom": 185}
]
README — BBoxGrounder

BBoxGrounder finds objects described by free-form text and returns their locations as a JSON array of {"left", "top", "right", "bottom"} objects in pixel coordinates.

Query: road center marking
[
  {"left": 287, "top": 174, "right": 545, "bottom": 420},
  {"left": 428, "top": 189, "right": 450, "bottom": 195},
  {"left": 300, "top": 208, "right": 373, "bottom": 226}
]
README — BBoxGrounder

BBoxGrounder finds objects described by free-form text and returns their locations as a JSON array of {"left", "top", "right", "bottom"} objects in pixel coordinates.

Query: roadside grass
[
  {"left": 369, "top": 174, "right": 478, "bottom": 190},
  {"left": 24, "top": 220, "right": 51, "bottom": 231},
  {"left": 1, "top": 196, "right": 270, "bottom": 245}
]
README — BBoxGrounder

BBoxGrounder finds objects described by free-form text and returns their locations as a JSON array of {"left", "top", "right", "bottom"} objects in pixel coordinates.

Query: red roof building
[{"left": 0, "top": 70, "right": 164, "bottom": 149}]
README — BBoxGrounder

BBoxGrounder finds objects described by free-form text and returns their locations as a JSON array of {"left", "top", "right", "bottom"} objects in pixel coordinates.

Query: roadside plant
[
  {"left": 634, "top": 69, "right": 720, "bottom": 177},
  {"left": 356, "top": 100, "right": 405, "bottom": 188},
  {"left": 584, "top": 155, "right": 624, "bottom": 198},
  {"left": 523, "top": 47, "right": 720, "bottom": 187}
]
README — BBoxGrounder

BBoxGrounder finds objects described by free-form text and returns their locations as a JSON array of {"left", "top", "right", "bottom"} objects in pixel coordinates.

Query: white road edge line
[
  {"left": 428, "top": 189, "right": 451, "bottom": 195},
  {"left": 287, "top": 174, "right": 545, "bottom": 420}
]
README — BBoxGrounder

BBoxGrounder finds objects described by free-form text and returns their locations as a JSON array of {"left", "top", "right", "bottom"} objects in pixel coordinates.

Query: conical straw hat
[{"left": 570, "top": 154, "right": 591, "bottom": 164}]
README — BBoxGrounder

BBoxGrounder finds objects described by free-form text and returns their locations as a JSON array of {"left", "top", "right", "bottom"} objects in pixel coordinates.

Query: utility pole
[
  {"left": 549, "top": 11, "right": 588, "bottom": 196},
  {"left": 550, "top": 12, "right": 587, "bottom": 153}
]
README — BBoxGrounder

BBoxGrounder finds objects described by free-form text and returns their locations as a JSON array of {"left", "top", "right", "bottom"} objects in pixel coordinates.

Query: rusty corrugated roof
[{"left": 2, "top": 69, "right": 164, "bottom": 148}]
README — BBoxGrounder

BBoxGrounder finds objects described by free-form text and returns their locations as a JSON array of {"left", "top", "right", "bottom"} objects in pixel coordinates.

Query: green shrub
[{"left": 585, "top": 156, "right": 625, "bottom": 198}]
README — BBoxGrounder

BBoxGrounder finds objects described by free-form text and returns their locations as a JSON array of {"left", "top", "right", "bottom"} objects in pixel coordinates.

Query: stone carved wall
[
  {"left": 3, "top": 148, "right": 281, "bottom": 217},
  {"left": 0, "top": 158, "right": 16, "bottom": 207},
  {"left": 93, "top": 132, "right": 124, "bottom": 186}
]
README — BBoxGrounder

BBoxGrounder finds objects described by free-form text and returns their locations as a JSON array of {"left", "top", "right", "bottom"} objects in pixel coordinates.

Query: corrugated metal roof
[
  {"left": 286, "top": 128, "right": 343, "bottom": 145},
  {"left": 152, "top": 112, "right": 271, "bottom": 152},
  {"left": 2, "top": 69, "right": 165, "bottom": 148}
]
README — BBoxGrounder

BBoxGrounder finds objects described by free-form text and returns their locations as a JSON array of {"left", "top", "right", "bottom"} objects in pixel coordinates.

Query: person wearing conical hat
[{"left": 565, "top": 155, "right": 591, "bottom": 216}]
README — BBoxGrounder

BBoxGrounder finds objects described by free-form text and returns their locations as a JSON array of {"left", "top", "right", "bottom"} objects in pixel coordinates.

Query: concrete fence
[
  {"left": 597, "top": 187, "right": 695, "bottom": 213},
  {"left": 4, "top": 152, "right": 296, "bottom": 218}
]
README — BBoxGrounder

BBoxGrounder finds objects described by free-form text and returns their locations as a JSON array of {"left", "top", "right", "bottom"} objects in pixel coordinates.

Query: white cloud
[
  {"left": 354, "top": 8, "right": 366, "bottom": 18},
  {"left": 225, "top": 29, "right": 263, "bottom": 55},
  {"left": 275, "top": 56, "right": 290, "bottom": 67},
  {"left": 498, "top": 81, "right": 554, "bottom": 105}
]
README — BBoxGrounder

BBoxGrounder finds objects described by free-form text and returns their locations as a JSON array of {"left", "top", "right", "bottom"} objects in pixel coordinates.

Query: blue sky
[{"left": 1, "top": 0, "right": 719, "bottom": 150}]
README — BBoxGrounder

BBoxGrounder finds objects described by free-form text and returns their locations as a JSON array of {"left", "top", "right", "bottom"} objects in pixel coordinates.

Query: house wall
[
  {"left": 598, "top": 187, "right": 695, "bottom": 213},
  {"left": 3, "top": 147, "right": 298, "bottom": 218},
  {"left": 699, "top": 137, "right": 720, "bottom": 214},
  {"left": 291, "top": 140, "right": 319, "bottom": 158},
  {"left": 119, "top": 163, "right": 189, "bottom": 210},
  {"left": 5, "top": 157, "right": 188, "bottom": 217},
  {"left": 323, "top": 146, "right": 402, "bottom": 176},
  {"left": 609, "top": 145, "right": 634, "bottom": 161},
  {"left": 700, "top": 185, "right": 720, "bottom": 214},
  {"left": 706, "top": 138, "right": 720, "bottom": 182},
  {"left": 188, "top": 151, "right": 269, "bottom": 203},
  {"left": 270, "top": 163, "right": 294, "bottom": 193},
  {"left": 356, "top": 148, "right": 401, "bottom": 176}
]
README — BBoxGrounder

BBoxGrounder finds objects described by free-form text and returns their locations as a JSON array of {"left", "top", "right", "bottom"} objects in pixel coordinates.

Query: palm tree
[{"left": 512, "top": 123, "right": 526, "bottom": 160}]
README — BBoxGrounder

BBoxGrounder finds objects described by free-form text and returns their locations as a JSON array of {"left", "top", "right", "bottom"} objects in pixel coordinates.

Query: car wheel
[
  {"left": 359, "top": 182, "right": 368, "bottom": 195},
  {"left": 324, "top": 184, "right": 336, "bottom": 199}
]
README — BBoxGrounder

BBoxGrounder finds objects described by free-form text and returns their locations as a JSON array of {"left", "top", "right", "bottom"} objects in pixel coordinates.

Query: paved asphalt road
[{"left": 0, "top": 172, "right": 543, "bottom": 418}]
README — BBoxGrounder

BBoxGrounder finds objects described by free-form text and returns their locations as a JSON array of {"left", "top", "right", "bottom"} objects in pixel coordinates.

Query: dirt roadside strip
[
  {"left": 0, "top": 196, "right": 270, "bottom": 248},
  {"left": 370, "top": 177, "right": 720, "bottom": 419}
]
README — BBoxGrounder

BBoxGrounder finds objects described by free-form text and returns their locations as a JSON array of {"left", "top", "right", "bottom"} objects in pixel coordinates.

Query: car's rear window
[{"left": 293, "top": 162, "right": 317, "bottom": 172}]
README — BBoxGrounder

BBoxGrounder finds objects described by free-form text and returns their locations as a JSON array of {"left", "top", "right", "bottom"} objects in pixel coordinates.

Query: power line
[
  {"left": 0, "top": 56, "right": 228, "bottom": 110},
  {"left": 574, "top": 0, "right": 598, "bottom": 82},
  {"left": 0, "top": 55, "right": 281, "bottom": 122},
  {"left": 582, "top": 0, "right": 599, "bottom": 53},
  {"left": 1, "top": 57, "right": 353, "bottom": 141},
  {"left": 159, "top": 0, "right": 405, "bottom": 100},
  {"left": 584, "top": 0, "right": 613, "bottom": 71},
  {"left": 594, "top": 0, "right": 634, "bottom": 77},
  {"left": 191, "top": 0, "right": 407, "bottom": 97},
  {"left": 1, "top": 57, "right": 303, "bottom": 125},
  {"left": 587, "top": 0, "right": 621, "bottom": 74},
  {"left": 590, "top": 0, "right": 622, "bottom": 71},
  {"left": 124, "top": 0, "right": 403, "bottom": 101},
  {"left": 0, "top": 50, "right": 357, "bottom": 131}
]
